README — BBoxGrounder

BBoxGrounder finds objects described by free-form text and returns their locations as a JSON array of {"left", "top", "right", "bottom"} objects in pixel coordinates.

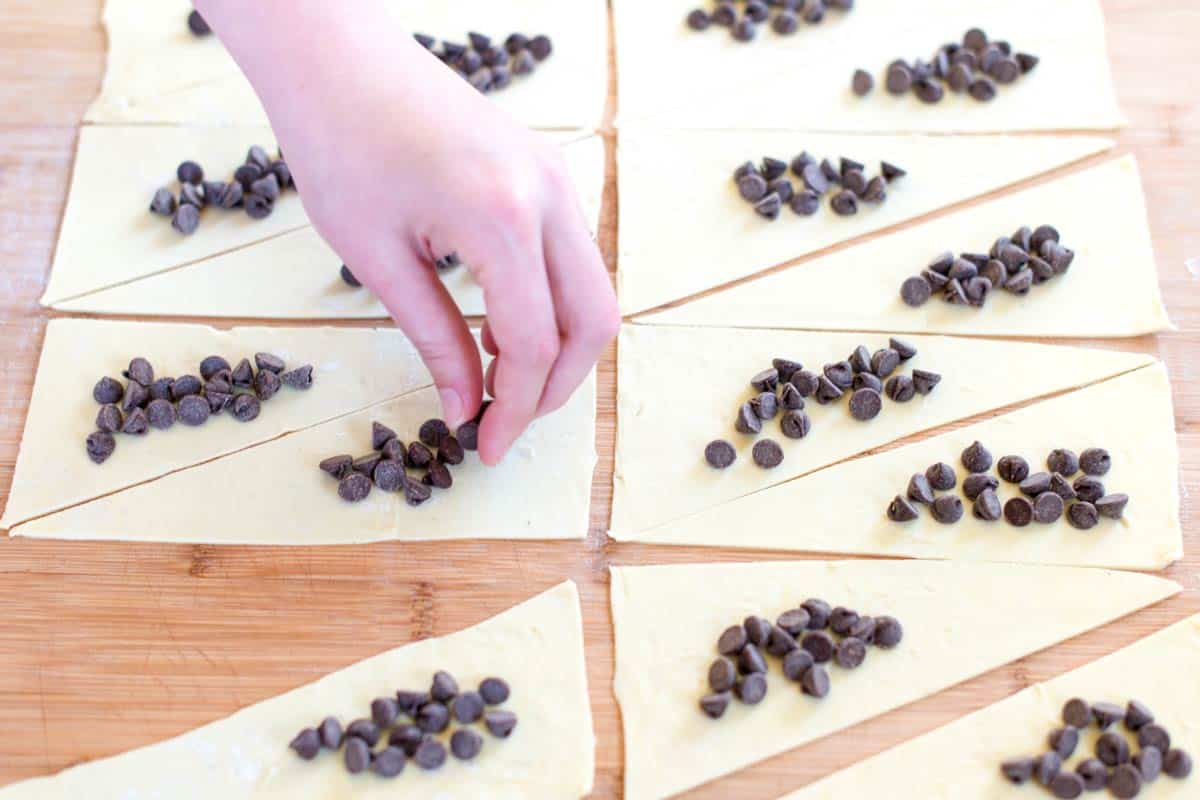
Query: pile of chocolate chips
[
  {"left": 341, "top": 252, "right": 461, "bottom": 289},
  {"left": 686, "top": 0, "right": 854, "bottom": 43},
  {"left": 149, "top": 145, "right": 294, "bottom": 236},
  {"left": 734, "top": 153, "right": 905, "bottom": 220},
  {"left": 700, "top": 600, "right": 903, "bottom": 719},
  {"left": 887, "top": 442, "right": 1129, "bottom": 529},
  {"left": 416, "top": 30, "right": 552, "bottom": 94},
  {"left": 854, "top": 27, "right": 1038, "bottom": 103},
  {"left": 704, "top": 338, "right": 941, "bottom": 471},
  {"left": 1002, "top": 698, "right": 1192, "bottom": 798},
  {"left": 320, "top": 404, "right": 487, "bottom": 506},
  {"left": 900, "top": 225, "right": 1075, "bottom": 308},
  {"left": 186, "top": 9, "right": 210, "bottom": 36},
  {"left": 86, "top": 353, "right": 313, "bottom": 465},
  {"left": 290, "top": 671, "right": 518, "bottom": 778}
]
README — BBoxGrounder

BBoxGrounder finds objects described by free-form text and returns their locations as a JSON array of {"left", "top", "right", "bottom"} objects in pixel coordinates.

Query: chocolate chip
[
  {"left": 926, "top": 462, "right": 957, "bottom": 491},
  {"left": 744, "top": 615, "right": 772, "bottom": 647},
  {"left": 968, "top": 77, "right": 997, "bottom": 101},
  {"left": 1139, "top": 723, "right": 1171, "bottom": 753},
  {"left": 1046, "top": 449, "right": 1078, "bottom": 477},
  {"left": 406, "top": 441, "right": 433, "bottom": 469},
  {"left": 801, "top": 631, "right": 835, "bottom": 663},
  {"left": 752, "top": 439, "right": 784, "bottom": 469},
  {"left": 244, "top": 192, "right": 274, "bottom": 220},
  {"left": 289, "top": 727, "right": 320, "bottom": 761},
  {"left": 1080, "top": 448, "right": 1111, "bottom": 476},
  {"left": 449, "top": 691, "right": 484, "bottom": 725},
  {"left": 1002, "top": 758, "right": 1035, "bottom": 784},
  {"left": 914, "top": 78, "right": 944, "bottom": 103},
  {"left": 339, "top": 264, "right": 362, "bottom": 287},
  {"left": 141, "top": 398, "right": 174, "bottom": 430},
  {"left": 707, "top": 657, "right": 737, "bottom": 693},
  {"left": 95, "top": 404, "right": 122, "bottom": 433},
  {"left": 1049, "top": 726, "right": 1080, "bottom": 759},
  {"left": 842, "top": 169, "right": 868, "bottom": 197},
  {"left": 1032, "top": 491, "right": 1064, "bottom": 523},
  {"left": 396, "top": 691, "right": 430, "bottom": 719},
  {"left": 423, "top": 460, "right": 453, "bottom": 490},
  {"left": 884, "top": 375, "right": 915, "bottom": 403},
  {"left": 745, "top": 0, "right": 769, "bottom": 22},
  {"left": 862, "top": 176, "right": 887, "bottom": 203},
  {"left": 931, "top": 495, "right": 963, "bottom": 524},
  {"left": 780, "top": 410, "right": 811, "bottom": 440},
  {"left": 753, "top": 192, "right": 783, "bottom": 220},
  {"left": 1049, "top": 772, "right": 1084, "bottom": 799},
  {"left": 320, "top": 455, "right": 353, "bottom": 480},
  {"left": 1050, "top": 473, "right": 1077, "bottom": 501},
  {"left": 831, "top": 189, "right": 859, "bottom": 216},
  {"left": 117, "top": 379, "right": 147, "bottom": 413},
  {"left": 995, "top": 455, "right": 1029, "bottom": 483},
  {"left": 1037, "top": 752, "right": 1063, "bottom": 785},
  {"left": 278, "top": 364, "right": 313, "bottom": 390},
  {"left": 1164, "top": 749, "right": 1193, "bottom": 779},
  {"left": 782, "top": 648, "right": 815, "bottom": 681},
  {"left": 767, "top": 625, "right": 798, "bottom": 656},
  {"left": 86, "top": 431, "right": 116, "bottom": 464},
  {"left": 852, "top": 69, "right": 874, "bottom": 96},
  {"left": 435, "top": 435, "right": 464, "bottom": 466},
  {"left": 1096, "top": 494, "right": 1129, "bottom": 519},
  {"left": 1109, "top": 764, "right": 1141, "bottom": 798},
  {"left": 751, "top": 391, "right": 778, "bottom": 421},
  {"left": 345, "top": 718, "right": 380, "bottom": 746},
  {"left": 790, "top": 370, "right": 819, "bottom": 397},
  {"left": 1020, "top": 472, "right": 1052, "bottom": 497},
  {"left": 416, "top": 701, "right": 450, "bottom": 734},
  {"left": 735, "top": 672, "right": 768, "bottom": 704},
  {"left": 955, "top": 441, "right": 991, "bottom": 474},
  {"left": 1136, "top": 746, "right": 1163, "bottom": 782},
  {"left": 1098, "top": 730, "right": 1131, "bottom": 765},
  {"left": 686, "top": 8, "right": 711, "bottom": 29},
  {"left": 352, "top": 452, "right": 382, "bottom": 477},
  {"left": 338, "top": 472, "right": 372, "bottom": 502},
  {"left": 476, "top": 677, "right": 509, "bottom": 706},
  {"left": 849, "top": 388, "right": 882, "bottom": 421},
  {"left": 801, "top": 598, "right": 831, "bottom": 629},
  {"left": 735, "top": 402, "right": 762, "bottom": 435},
  {"left": 981, "top": 260, "right": 1007, "bottom": 290},
  {"left": 703, "top": 439, "right": 737, "bottom": 469},
  {"left": 414, "top": 737, "right": 447, "bottom": 770},
  {"left": 823, "top": 361, "right": 854, "bottom": 390},
  {"left": 947, "top": 62, "right": 972, "bottom": 92},
  {"left": 772, "top": 9, "right": 799, "bottom": 33},
  {"left": 1125, "top": 701, "right": 1154, "bottom": 731},
  {"left": 172, "top": 394, "right": 207, "bottom": 426},
  {"left": 801, "top": 664, "right": 830, "bottom": 698},
  {"left": 481, "top": 709, "right": 517, "bottom": 739},
  {"left": 905, "top": 473, "right": 934, "bottom": 504},
  {"left": 445, "top": 728, "right": 483, "bottom": 762},
  {"left": 1004, "top": 496, "right": 1033, "bottom": 526},
  {"left": 911, "top": 369, "right": 941, "bottom": 395},
  {"left": 779, "top": 383, "right": 805, "bottom": 411},
  {"left": 801, "top": 163, "right": 830, "bottom": 195},
  {"left": 886, "top": 64, "right": 913, "bottom": 94},
  {"left": 372, "top": 460, "right": 405, "bottom": 492},
  {"left": 967, "top": 489, "right": 1001, "bottom": 523},
  {"left": 874, "top": 616, "right": 903, "bottom": 647},
  {"left": 1076, "top": 758, "right": 1108, "bottom": 790},
  {"left": 427, "top": 670, "right": 458, "bottom": 702},
  {"left": 962, "top": 473, "right": 998, "bottom": 501},
  {"left": 767, "top": 178, "right": 795, "bottom": 204},
  {"left": 776, "top": 608, "right": 811, "bottom": 636},
  {"left": 403, "top": 479, "right": 431, "bottom": 506},
  {"left": 718, "top": 624, "right": 748, "bottom": 656},
  {"left": 853, "top": 372, "right": 883, "bottom": 393},
  {"left": 888, "top": 495, "right": 919, "bottom": 522},
  {"left": 699, "top": 692, "right": 731, "bottom": 718},
  {"left": 249, "top": 370, "right": 279, "bottom": 403},
  {"left": 118, "top": 407, "right": 147, "bottom": 435},
  {"left": 317, "top": 716, "right": 343, "bottom": 749},
  {"left": 833, "top": 637, "right": 866, "bottom": 669},
  {"left": 228, "top": 394, "right": 258, "bottom": 422}
]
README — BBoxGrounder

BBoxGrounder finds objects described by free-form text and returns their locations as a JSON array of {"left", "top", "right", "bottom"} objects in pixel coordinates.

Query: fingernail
[{"left": 439, "top": 388, "right": 463, "bottom": 427}]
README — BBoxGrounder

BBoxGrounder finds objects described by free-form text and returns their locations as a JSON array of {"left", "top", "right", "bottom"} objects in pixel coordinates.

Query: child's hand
[{"left": 198, "top": 0, "right": 618, "bottom": 465}]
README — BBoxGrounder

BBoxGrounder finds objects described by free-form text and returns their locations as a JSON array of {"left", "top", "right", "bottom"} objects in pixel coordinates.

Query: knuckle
[
  {"left": 516, "top": 331, "right": 560, "bottom": 369},
  {"left": 485, "top": 186, "right": 538, "bottom": 233}
]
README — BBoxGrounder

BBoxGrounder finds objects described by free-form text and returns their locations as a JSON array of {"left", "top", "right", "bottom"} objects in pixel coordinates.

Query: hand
[{"left": 197, "top": 0, "right": 618, "bottom": 465}]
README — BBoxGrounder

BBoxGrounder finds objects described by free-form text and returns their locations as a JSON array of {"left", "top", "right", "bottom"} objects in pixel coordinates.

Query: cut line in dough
[
  {"left": 617, "top": 130, "right": 1113, "bottom": 315},
  {"left": 11, "top": 374, "right": 597, "bottom": 544},
  {"left": 44, "top": 128, "right": 603, "bottom": 314},
  {"left": 611, "top": 560, "right": 1179, "bottom": 800},
  {"left": 640, "top": 155, "right": 1171, "bottom": 338},
  {"left": 631, "top": 363, "right": 1180, "bottom": 571},
  {"left": 612, "top": 324, "right": 1155, "bottom": 539},
  {"left": 779, "top": 613, "right": 1200, "bottom": 799},
  {"left": 87, "top": 0, "right": 608, "bottom": 130},
  {"left": 614, "top": 0, "right": 1124, "bottom": 131},
  {"left": 51, "top": 135, "right": 606, "bottom": 319},
  {"left": 0, "top": 319, "right": 435, "bottom": 530},
  {"left": 0, "top": 580, "right": 595, "bottom": 799}
]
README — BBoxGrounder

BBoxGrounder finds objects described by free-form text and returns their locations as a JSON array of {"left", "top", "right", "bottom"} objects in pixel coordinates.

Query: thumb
[{"left": 362, "top": 254, "right": 482, "bottom": 428}]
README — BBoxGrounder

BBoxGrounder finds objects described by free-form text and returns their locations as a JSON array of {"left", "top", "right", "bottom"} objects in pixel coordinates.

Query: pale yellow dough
[
  {"left": 617, "top": 130, "right": 1112, "bottom": 314},
  {"left": 611, "top": 560, "right": 1179, "bottom": 800},
  {"left": 87, "top": 0, "right": 608, "bottom": 130},
  {"left": 0, "top": 319, "right": 434, "bottom": 530},
  {"left": 632, "top": 364, "right": 1181, "bottom": 570},
  {"left": 52, "top": 134, "right": 606, "bottom": 318},
  {"left": 612, "top": 324, "right": 1154, "bottom": 538},
  {"left": 0, "top": 581, "right": 595, "bottom": 799},
  {"left": 12, "top": 374, "right": 596, "bottom": 543},
  {"left": 643, "top": 156, "right": 1171, "bottom": 337},
  {"left": 781, "top": 613, "right": 1200, "bottom": 799},
  {"left": 45, "top": 128, "right": 603, "bottom": 315},
  {"left": 614, "top": 0, "right": 1124, "bottom": 131}
]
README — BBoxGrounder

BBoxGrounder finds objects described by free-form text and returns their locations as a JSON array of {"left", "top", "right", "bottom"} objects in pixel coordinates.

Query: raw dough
[
  {"left": 631, "top": 364, "right": 1181, "bottom": 570},
  {"left": 0, "top": 319, "right": 434, "bottom": 530},
  {"left": 611, "top": 324, "right": 1154, "bottom": 538},
  {"left": 614, "top": 0, "right": 1124, "bottom": 131},
  {"left": 0, "top": 581, "right": 595, "bottom": 799},
  {"left": 643, "top": 156, "right": 1172, "bottom": 337},
  {"left": 617, "top": 130, "right": 1112, "bottom": 314},
  {"left": 42, "top": 125, "right": 305, "bottom": 306},
  {"left": 87, "top": 0, "right": 608, "bottom": 130},
  {"left": 610, "top": 560, "right": 1179, "bottom": 800},
  {"left": 781, "top": 613, "right": 1200, "bottom": 799},
  {"left": 52, "top": 135, "right": 606, "bottom": 318},
  {"left": 12, "top": 374, "right": 597, "bottom": 544}
]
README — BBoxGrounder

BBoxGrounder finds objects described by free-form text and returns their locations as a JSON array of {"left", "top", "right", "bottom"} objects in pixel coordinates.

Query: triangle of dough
[
  {"left": 611, "top": 560, "right": 1179, "bottom": 800},
  {"left": 643, "top": 156, "right": 1171, "bottom": 337},
  {"left": 0, "top": 581, "right": 595, "bottom": 799},
  {"left": 614, "top": 0, "right": 1124, "bottom": 132},
  {"left": 87, "top": 0, "right": 608, "bottom": 130},
  {"left": 780, "top": 613, "right": 1200, "bottom": 800},
  {"left": 618, "top": 131, "right": 1113, "bottom": 314},
  {"left": 11, "top": 373, "right": 596, "bottom": 543},
  {"left": 611, "top": 324, "right": 1154, "bottom": 537},
  {"left": 634, "top": 363, "right": 1180, "bottom": 570},
  {"left": 52, "top": 135, "right": 606, "bottom": 318},
  {"left": 0, "top": 319, "right": 435, "bottom": 529}
]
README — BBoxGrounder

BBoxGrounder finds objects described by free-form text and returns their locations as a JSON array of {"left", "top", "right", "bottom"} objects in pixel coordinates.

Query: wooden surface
[{"left": 1, "top": 2, "right": 1199, "bottom": 797}]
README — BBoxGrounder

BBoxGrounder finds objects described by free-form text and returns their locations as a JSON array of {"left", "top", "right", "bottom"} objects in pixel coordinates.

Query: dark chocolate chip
[
  {"left": 914, "top": 78, "right": 944, "bottom": 103},
  {"left": 780, "top": 410, "right": 811, "bottom": 440},
  {"left": 960, "top": 440, "right": 993, "bottom": 473},
  {"left": 407, "top": 441, "right": 434, "bottom": 468},
  {"left": 86, "top": 431, "right": 116, "bottom": 464},
  {"left": 1020, "top": 472, "right": 1052, "bottom": 497},
  {"left": 339, "top": 265, "right": 361, "bottom": 287},
  {"left": 419, "top": 419, "right": 450, "bottom": 448},
  {"left": 780, "top": 382, "right": 805, "bottom": 410},
  {"left": 448, "top": 728, "right": 482, "bottom": 761},
  {"left": 119, "top": 407, "right": 147, "bottom": 435},
  {"left": 279, "top": 365, "right": 312, "bottom": 390},
  {"left": 176, "top": 394, "right": 209, "bottom": 426},
  {"left": 456, "top": 421, "right": 479, "bottom": 451},
  {"left": 346, "top": 718, "right": 381, "bottom": 746},
  {"left": 767, "top": 178, "right": 795, "bottom": 204},
  {"left": 1067, "top": 501, "right": 1099, "bottom": 530},
  {"left": 1139, "top": 724, "right": 1171, "bottom": 753},
  {"left": 750, "top": 391, "right": 778, "bottom": 421},
  {"left": 699, "top": 692, "right": 731, "bottom": 718},
  {"left": 777, "top": 608, "right": 811, "bottom": 635},
  {"left": 1080, "top": 448, "right": 1111, "bottom": 476},
  {"left": 320, "top": 455, "right": 353, "bottom": 480},
  {"left": 842, "top": 169, "right": 868, "bottom": 197},
  {"left": 1098, "top": 731, "right": 1131, "bottom": 765},
  {"left": 853, "top": 372, "right": 883, "bottom": 393},
  {"left": 1135, "top": 746, "right": 1163, "bottom": 783},
  {"left": 911, "top": 369, "right": 941, "bottom": 395},
  {"left": 1093, "top": 701, "right": 1124, "bottom": 728},
  {"left": 963, "top": 473, "right": 999, "bottom": 501},
  {"left": 874, "top": 615, "right": 903, "bottom": 647},
  {"left": 852, "top": 69, "right": 874, "bottom": 96},
  {"left": 1125, "top": 700, "right": 1154, "bottom": 731},
  {"left": 885, "top": 375, "right": 916, "bottom": 402},
  {"left": 973, "top": 489, "right": 1003, "bottom": 522},
  {"left": 1036, "top": 751, "right": 1063, "bottom": 785},
  {"left": 926, "top": 462, "right": 957, "bottom": 491},
  {"left": 766, "top": 625, "right": 799, "bottom": 657},
  {"left": 395, "top": 691, "right": 430, "bottom": 719},
  {"left": 289, "top": 727, "right": 320, "bottom": 760},
  {"left": 144, "top": 398, "right": 176, "bottom": 430},
  {"left": 423, "top": 460, "right": 453, "bottom": 490},
  {"left": 931, "top": 494, "right": 964, "bottom": 524},
  {"left": 1049, "top": 772, "right": 1084, "bottom": 799},
  {"left": 998, "top": 455, "right": 1030, "bottom": 483},
  {"left": 830, "top": 189, "right": 859, "bottom": 216},
  {"left": 1047, "top": 449, "right": 1079, "bottom": 477},
  {"left": 801, "top": 631, "right": 834, "bottom": 663},
  {"left": 1033, "top": 491, "right": 1064, "bottom": 523},
  {"left": 744, "top": 616, "right": 772, "bottom": 647},
  {"left": 886, "top": 64, "right": 913, "bottom": 94},
  {"left": 823, "top": 361, "right": 854, "bottom": 390},
  {"left": 736, "top": 402, "right": 763, "bottom": 435},
  {"left": 1002, "top": 758, "right": 1035, "bottom": 784},
  {"left": 417, "top": 701, "right": 450, "bottom": 734},
  {"left": 801, "top": 664, "right": 830, "bottom": 698},
  {"left": 801, "top": 598, "right": 831, "bottom": 629},
  {"left": 414, "top": 737, "right": 448, "bottom": 770},
  {"left": 1095, "top": 494, "right": 1128, "bottom": 519},
  {"left": 373, "top": 460, "right": 406, "bottom": 492},
  {"left": 352, "top": 453, "right": 382, "bottom": 477},
  {"left": 1050, "top": 473, "right": 1077, "bottom": 501},
  {"left": 318, "top": 716, "right": 343, "bottom": 749},
  {"left": 752, "top": 439, "right": 784, "bottom": 469},
  {"left": 791, "top": 370, "right": 819, "bottom": 397},
  {"left": 686, "top": 8, "right": 711, "bottom": 30},
  {"left": 1005, "top": 496, "right": 1033, "bottom": 526},
  {"left": 735, "top": 672, "right": 768, "bottom": 704},
  {"left": 1050, "top": 726, "right": 1080, "bottom": 759},
  {"left": 709, "top": 657, "right": 737, "bottom": 692},
  {"left": 253, "top": 369, "right": 281, "bottom": 402},
  {"left": 835, "top": 637, "right": 867, "bottom": 669},
  {"left": 718, "top": 624, "right": 749, "bottom": 656},
  {"left": 848, "top": 388, "right": 882, "bottom": 421},
  {"left": 479, "top": 677, "right": 510, "bottom": 706},
  {"left": 782, "top": 648, "right": 815, "bottom": 681},
  {"left": 968, "top": 77, "right": 997, "bottom": 101},
  {"left": 772, "top": 9, "right": 799, "bottom": 34},
  {"left": 338, "top": 472, "right": 372, "bottom": 502},
  {"left": 1076, "top": 758, "right": 1108, "bottom": 790},
  {"left": 1164, "top": 749, "right": 1193, "bottom": 779},
  {"left": 754, "top": 192, "right": 783, "bottom": 220},
  {"left": 430, "top": 670, "right": 458, "bottom": 702},
  {"left": 907, "top": 473, "right": 935, "bottom": 504},
  {"left": 484, "top": 708, "right": 519, "bottom": 738},
  {"left": 229, "top": 394, "right": 259, "bottom": 422},
  {"left": 1109, "top": 764, "right": 1141, "bottom": 798},
  {"left": 452, "top": 690, "right": 485, "bottom": 724},
  {"left": 704, "top": 439, "right": 737, "bottom": 469},
  {"left": 370, "top": 746, "right": 405, "bottom": 777},
  {"left": 888, "top": 495, "right": 919, "bottom": 522},
  {"left": 96, "top": 404, "right": 123, "bottom": 433}
]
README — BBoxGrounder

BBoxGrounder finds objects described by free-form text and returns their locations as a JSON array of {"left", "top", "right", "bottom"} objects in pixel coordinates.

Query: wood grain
[{"left": 0, "top": 2, "right": 1198, "bottom": 798}]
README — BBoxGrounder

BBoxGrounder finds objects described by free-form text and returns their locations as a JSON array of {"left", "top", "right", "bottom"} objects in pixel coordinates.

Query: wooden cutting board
[{"left": 0, "top": 1, "right": 1198, "bottom": 797}]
